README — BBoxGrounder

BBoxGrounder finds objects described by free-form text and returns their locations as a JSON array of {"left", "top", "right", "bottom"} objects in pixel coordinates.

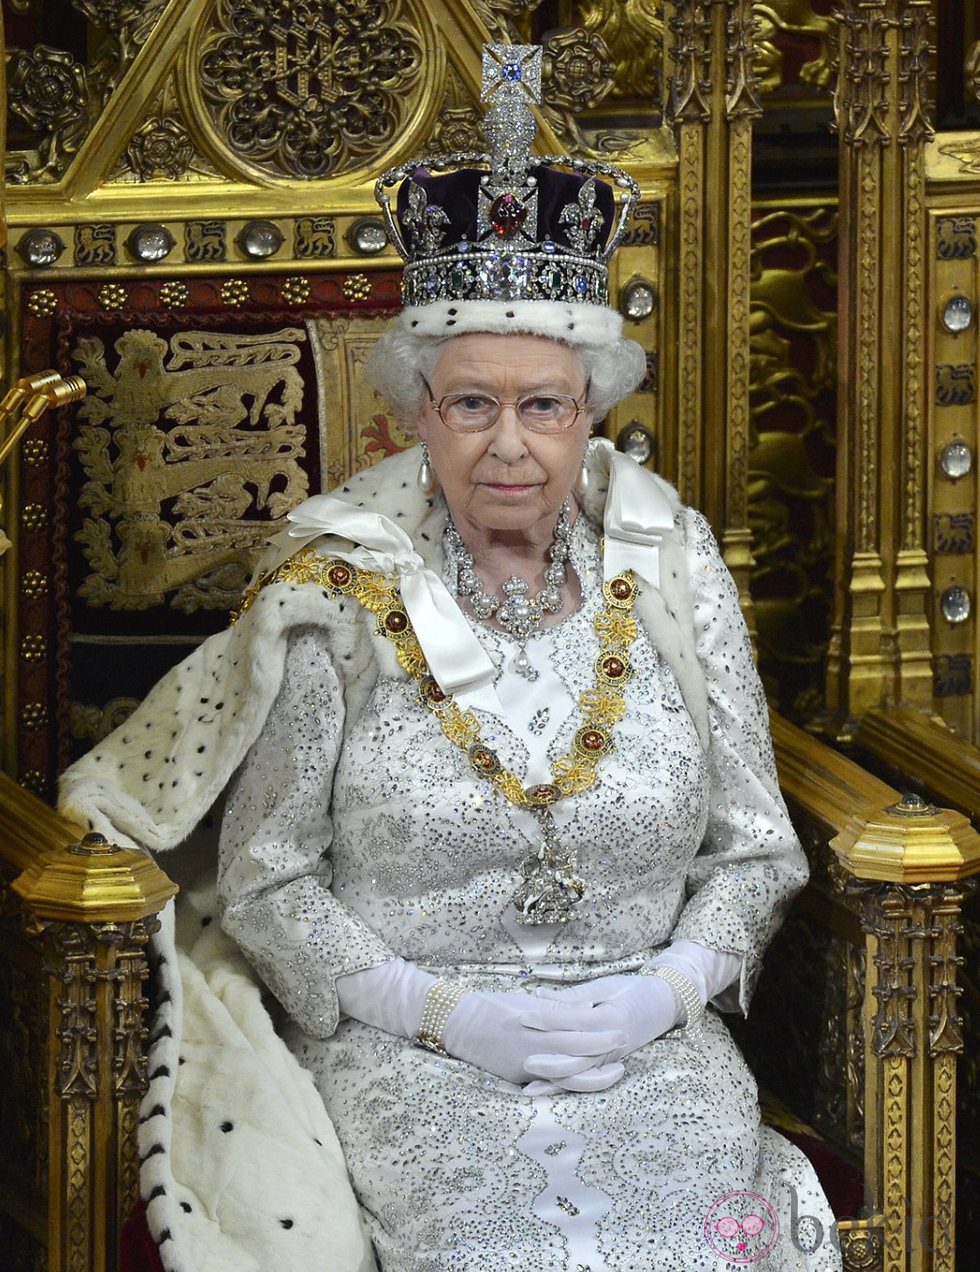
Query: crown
[{"left": 375, "top": 45, "right": 639, "bottom": 312}]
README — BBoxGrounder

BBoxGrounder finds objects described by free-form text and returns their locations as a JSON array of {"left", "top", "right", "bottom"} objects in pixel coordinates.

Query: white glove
[
  {"left": 336, "top": 957, "right": 438, "bottom": 1038},
  {"left": 526, "top": 973, "right": 678, "bottom": 1087},
  {"left": 523, "top": 941, "right": 743, "bottom": 1095},
  {"left": 442, "top": 989, "right": 629, "bottom": 1090},
  {"left": 648, "top": 939, "right": 743, "bottom": 1010},
  {"left": 336, "top": 960, "right": 629, "bottom": 1091}
]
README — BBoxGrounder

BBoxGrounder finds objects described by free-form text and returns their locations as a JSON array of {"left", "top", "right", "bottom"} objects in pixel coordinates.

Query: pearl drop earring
[
  {"left": 417, "top": 440, "right": 438, "bottom": 494},
  {"left": 573, "top": 454, "right": 590, "bottom": 499}
]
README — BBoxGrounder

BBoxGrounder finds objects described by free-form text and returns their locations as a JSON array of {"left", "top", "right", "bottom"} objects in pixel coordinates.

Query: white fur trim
[
  {"left": 398, "top": 300, "right": 624, "bottom": 346},
  {"left": 59, "top": 444, "right": 714, "bottom": 1272}
]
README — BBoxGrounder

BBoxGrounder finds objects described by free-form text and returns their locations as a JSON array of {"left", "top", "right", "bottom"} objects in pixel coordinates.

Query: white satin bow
[
  {"left": 270, "top": 495, "right": 502, "bottom": 714},
  {"left": 262, "top": 457, "right": 674, "bottom": 713},
  {"left": 602, "top": 450, "right": 675, "bottom": 588}
]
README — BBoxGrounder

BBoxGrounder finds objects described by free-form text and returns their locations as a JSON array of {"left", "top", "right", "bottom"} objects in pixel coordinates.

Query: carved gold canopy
[{"left": 2, "top": 6, "right": 980, "bottom": 1272}]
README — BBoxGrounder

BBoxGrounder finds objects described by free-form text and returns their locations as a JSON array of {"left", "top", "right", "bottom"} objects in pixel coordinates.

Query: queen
[{"left": 62, "top": 44, "right": 841, "bottom": 1272}]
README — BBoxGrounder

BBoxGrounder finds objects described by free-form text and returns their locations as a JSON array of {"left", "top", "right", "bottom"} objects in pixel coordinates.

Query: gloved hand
[
  {"left": 442, "top": 989, "right": 630, "bottom": 1090},
  {"left": 336, "top": 960, "right": 629, "bottom": 1091},
  {"left": 531, "top": 973, "right": 681, "bottom": 1056}
]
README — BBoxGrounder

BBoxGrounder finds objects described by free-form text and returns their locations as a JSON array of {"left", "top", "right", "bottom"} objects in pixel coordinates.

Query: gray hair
[{"left": 365, "top": 328, "right": 647, "bottom": 430}]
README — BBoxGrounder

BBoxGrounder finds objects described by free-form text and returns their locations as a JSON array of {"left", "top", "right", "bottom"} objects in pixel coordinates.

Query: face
[{"left": 417, "top": 333, "right": 593, "bottom": 541}]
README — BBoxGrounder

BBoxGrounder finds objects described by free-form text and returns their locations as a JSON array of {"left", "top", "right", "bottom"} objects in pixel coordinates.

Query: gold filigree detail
[
  {"left": 580, "top": 0, "right": 663, "bottom": 99},
  {"left": 98, "top": 283, "right": 128, "bottom": 310},
  {"left": 542, "top": 27, "right": 616, "bottom": 113},
  {"left": 21, "top": 502, "right": 48, "bottom": 531},
  {"left": 21, "top": 569, "right": 48, "bottom": 598},
  {"left": 282, "top": 276, "right": 312, "bottom": 305},
  {"left": 834, "top": 5, "right": 891, "bottom": 147},
  {"left": 4, "top": 2, "right": 168, "bottom": 184},
  {"left": 749, "top": 203, "right": 837, "bottom": 718},
  {"left": 726, "top": 1, "right": 762, "bottom": 121},
  {"left": 125, "top": 116, "right": 195, "bottom": 181},
  {"left": 668, "top": 1, "right": 712, "bottom": 124},
  {"left": 593, "top": 611, "right": 637, "bottom": 647},
  {"left": 17, "top": 769, "right": 45, "bottom": 795},
  {"left": 342, "top": 273, "right": 371, "bottom": 302},
  {"left": 220, "top": 278, "right": 249, "bottom": 308},
  {"left": 897, "top": 1, "right": 935, "bottom": 145},
  {"left": 26, "top": 289, "right": 57, "bottom": 317},
  {"left": 196, "top": 0, "right": 424, "bottom": 181},
  {"left": 20, "top": 634, "right": 47, "bottom": 661},
  {"left": 239, "top": 547, "right": 638, "bottom": 811},
  {"left": 838, "top": 1224, "right": 883, "bottom": 1271},
  {"left": 426, "top": 64, "right": 483, "bottom": 155},
  {"left": 21, "top": 702, "right": 48, "bottom": 729},
  {"left": 22, "top": 438, "right": 49, "bottom": 465},
  {"left": 158, "top": 280, "right": 189, "bottom": 309}
]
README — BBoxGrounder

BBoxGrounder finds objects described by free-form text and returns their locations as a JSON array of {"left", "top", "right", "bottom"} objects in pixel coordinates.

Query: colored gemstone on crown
[
  {"left": 502, "top": 61, "right": 522, "bottom": 82},
  {"left": 490, "top": 193, "right": 528, "bottom": 239}
]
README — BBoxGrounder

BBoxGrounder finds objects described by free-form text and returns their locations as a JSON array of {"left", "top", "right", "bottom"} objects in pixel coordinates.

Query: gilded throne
[{"left": 0, "top": 2, "right": 979, "bottom": 1270}]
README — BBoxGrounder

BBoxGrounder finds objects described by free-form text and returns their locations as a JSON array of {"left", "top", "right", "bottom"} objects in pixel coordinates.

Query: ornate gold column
[
  {"left": 664, "top": 1, "right": 760, "bottom": 618},
  {"left": 832, "top": 794, "right": 979, "bottom": 1272},
  {"left": 1, "top": 774, "right": 177, "bottom": 1272},
  {"left": 827, "top": 1, "right": 935, "bottom": 728}
]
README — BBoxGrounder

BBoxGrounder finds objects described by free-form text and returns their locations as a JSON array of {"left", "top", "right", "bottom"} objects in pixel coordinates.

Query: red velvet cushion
[{"left": 120, "top": 1200, "right": 165, "bottom": 1272}]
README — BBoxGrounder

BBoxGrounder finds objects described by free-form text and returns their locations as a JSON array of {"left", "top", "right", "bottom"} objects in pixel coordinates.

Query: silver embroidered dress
[{"left": 216, "top": 505, "right": 841, "bottom": 1272}]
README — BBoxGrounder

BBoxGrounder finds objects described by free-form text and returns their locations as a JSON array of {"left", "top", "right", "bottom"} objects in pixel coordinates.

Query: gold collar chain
[{"left": 241, "top": 546, "right": 640, "bottom": 813}]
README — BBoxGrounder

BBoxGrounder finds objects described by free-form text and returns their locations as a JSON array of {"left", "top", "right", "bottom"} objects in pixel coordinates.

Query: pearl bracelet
[
  {"left": 641, "top": 964, "right": 706, "bottom": 1043},
  {"left": 415, "top": 978, "right": 466, "bottom": 1057}
]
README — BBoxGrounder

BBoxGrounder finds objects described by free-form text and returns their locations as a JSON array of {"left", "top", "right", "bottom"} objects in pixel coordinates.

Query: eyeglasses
[{"left": 422, "top": 376, "right": 591, "bottom": 434}]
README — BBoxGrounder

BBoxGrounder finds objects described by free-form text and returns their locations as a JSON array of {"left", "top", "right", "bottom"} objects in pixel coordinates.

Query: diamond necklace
[
  {"left": 444, "top": 502, "right": 572, "bottom": 680},
  {"left": 238, "top": 543, "right": 641, "bottom": 924}
]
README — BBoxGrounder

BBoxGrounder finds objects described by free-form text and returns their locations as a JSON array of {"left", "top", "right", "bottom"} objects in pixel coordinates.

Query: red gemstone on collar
[
  {"left": 610, "top": 577, "right": 631, "bottom": 600},
  {"left": 420, "top": 675, "right": 446, "bottom": 705},
  {"left": 489, "top": 193, "right": 527, "bottom": 239},
  {"left": 327, "top": 564, "right": 352, "bottom": 588},
  {"left": 384, "top": 610, "right": 409, "bottom": 633}
]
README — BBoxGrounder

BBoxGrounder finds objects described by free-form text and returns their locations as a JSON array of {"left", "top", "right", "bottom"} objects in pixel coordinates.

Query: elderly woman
[{"left": 61, "top": 46, "right": 840, "bottom": 1272}]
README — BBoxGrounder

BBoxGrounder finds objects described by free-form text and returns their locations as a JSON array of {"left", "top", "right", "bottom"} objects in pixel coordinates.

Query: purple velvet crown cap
[{"left": 395, "top": 165, "right": 616, "bottom": 259}]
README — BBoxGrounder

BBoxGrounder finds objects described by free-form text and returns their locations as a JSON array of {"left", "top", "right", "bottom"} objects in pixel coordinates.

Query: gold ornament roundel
[{"left": 191, "top": 0, "right": 428, "bottom": 182}]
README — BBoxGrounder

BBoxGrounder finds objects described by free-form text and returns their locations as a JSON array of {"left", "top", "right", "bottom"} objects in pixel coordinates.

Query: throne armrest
[
  {"left": 772, "top": 712, "right": 980, "bottom": 1272},
  {"left": 0, "top": 771, "right": 176, "bottom": 1272}
]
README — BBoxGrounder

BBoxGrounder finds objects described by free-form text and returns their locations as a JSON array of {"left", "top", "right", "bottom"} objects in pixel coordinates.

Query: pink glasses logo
[{"left": 704, "top": 1191, "right": 779, "bottom": 1263}]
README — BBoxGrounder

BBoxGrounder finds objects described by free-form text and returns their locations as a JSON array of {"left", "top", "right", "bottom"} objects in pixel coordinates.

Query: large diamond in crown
[{"left": 375, "top": 44, "right": 638, "bottom": 310}]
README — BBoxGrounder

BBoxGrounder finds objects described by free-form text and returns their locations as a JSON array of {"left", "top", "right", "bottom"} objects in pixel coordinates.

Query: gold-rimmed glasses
[{"left": 422, "top": 376, "right": 591, "bottom": 434}]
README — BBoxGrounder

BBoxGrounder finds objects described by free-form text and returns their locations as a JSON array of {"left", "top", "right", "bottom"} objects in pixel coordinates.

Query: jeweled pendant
[
  {"left": 513, "top": 811, "right": 585, "bottom": 924},
  {"left": 512, "top": 645, "right": 539, "bottom": 680}
]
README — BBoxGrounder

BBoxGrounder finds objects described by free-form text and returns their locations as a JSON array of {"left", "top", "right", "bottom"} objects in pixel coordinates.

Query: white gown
[{"left": 216, "top": 506, "right": 843, "bottom": 1272}]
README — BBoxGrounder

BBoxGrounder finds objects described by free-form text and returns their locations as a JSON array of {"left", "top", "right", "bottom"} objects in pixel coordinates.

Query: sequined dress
[{"left": 217, "top": 506, "right": 842, "bottom": 1272}]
